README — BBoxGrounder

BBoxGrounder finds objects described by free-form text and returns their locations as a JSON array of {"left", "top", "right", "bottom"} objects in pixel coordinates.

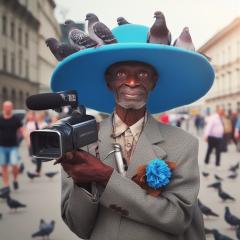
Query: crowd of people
[{"left": 0, "top": 100, "right": 59, "bottom": 196}]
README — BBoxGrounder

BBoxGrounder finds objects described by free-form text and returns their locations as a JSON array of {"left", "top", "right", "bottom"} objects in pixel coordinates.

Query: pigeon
[
  {"left": 198, "top": 199, "right": 219, "bottom": 218},
  {"left": 207, "top": 181, "right": 221, "bottom": 189},
  {"left": 217, "top": 185, "right": 235, "bottom": 202},
  {"left": 117, "top": 17, "right": 130, "bottom": 26},
  {"left": 85, "top": 13, "right": 117, "bottom": 45},
  {"left": 202, "top": 171, "right": 209, "bottom": 177},
  {"left": 0, "top": 213, "right": 2, "bottom": 219},
  {"left": 45, "top": 171, "right": 58, "bottom": 179},
  {"left": 19, "top": 162, "right": 24, "bottom": 174},
  {"left": 32, "top": 220, "right": 55, "bottom": 238},
  {"left": 236, "top": 225, "right": 240, "bottom": 240},
  {"left": 27, "top": 171, "right": 40, "bottom": 180},
  {"left": 211, "top": 229, "right": 234, "bottom": 240},
  {"left": 227, "top": 172, "right": 238, "bottom": 179},
  {"left": 224, "top": 206, "right": 240, "bottom": 228},
  {"left": 173, "top": 27, "right": 195, "bottom": 51},
  {"left": 64, "top": 20, "right": 98, "bottom": 48},
  {"left": 214, "top": 174, "right": 223, "bottom": 181},
  {"left": 46, "top": 38, "right": 81, "bottom": 61},
  {"left": 229, "top": 162, "right": 239, "bottom": 172},
  {"left": 6, "top": 195, "right": 26, "bottom": 211},
  {"left": 147, "top": 11, "right": 171, "bottom": 45}
]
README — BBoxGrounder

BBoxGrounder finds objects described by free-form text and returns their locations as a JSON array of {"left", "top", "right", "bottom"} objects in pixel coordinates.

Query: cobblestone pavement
[{"left": 0, "top": 120, "right": 239, "bottom": 240}]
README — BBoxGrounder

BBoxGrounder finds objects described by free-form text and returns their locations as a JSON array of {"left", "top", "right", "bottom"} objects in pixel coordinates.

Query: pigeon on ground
[
  {"left": 217, "top": 185, "right": 235, "bottom": 202},
  {"left": 0, "top": 213, "right": 2, "bottom": 219},
  {"left": 202, "top": 171, "right": 209, "bottom": 177},
  {"left": 32, "top": 220, "right": 55, "bottom": 238},
  {"left": 173, "top": 27, "right": 195, "bottom": 51},
  {"left": 236, "top": 225, "right": 240, "bottom": 240},
  {"left": 6, "top": 195, "right": 26, "bottom": 211},
  {"left": 46, "top": 38, "right": 81, "bottom": 61},
  {"left": 64, "top": 20, "right": 98, "bottom": 49},
  {"left": 19, "top": 162, "right": 24, "bottom": 174},
  {"left": 85, "top": 13, "right": 117, "bottom": 45},
  {"left": 117, "top": 17, "right": 130, "bottom": 25},
  {"left": 147, "top": 11, "right": 171, "bottom": 45},
  {"left": 229, "top": 162, "right": 239, "bottom": 172},
  {"left": 214, "top": 174, "right": 223, "bottom": 181},
  {"left": 211, "top": 229, "right": 234, "bottom": 240},
  {"left": 198, "top": 199, "right": 219, "bottom": 217},
  {"left": 207, "top": 181, "right": 221, "bottom": 189},
  {"left": 45, "top": 171, "right": 58, "bottom": 179},
  {"left": 224, "top": 206, "right": 240, "bottom": 228},
  {"left": 227, "top": 172, "right": 238, "bottom": 179},
  {"left": 27, "top": 171, "right": 40, "bottom": 180}
]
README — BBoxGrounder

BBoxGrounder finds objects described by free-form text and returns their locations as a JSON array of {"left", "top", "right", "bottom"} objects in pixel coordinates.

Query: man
[
  {"left": 0, "top": 101, "right": 23, "bottom": 193},
  {"left": 50, "top": 23, "right": 214, "bottom": 239},
  {"left": 203, "top": 107, "right": 224, "bottom": 167}
]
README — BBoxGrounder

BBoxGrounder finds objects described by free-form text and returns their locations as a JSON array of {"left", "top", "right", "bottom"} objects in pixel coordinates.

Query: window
[
  {"left": 18, "top": 27, "right": 22, "bottom": 45},
  {"left": 19, "top": 91, "right": 23, "bottom": 107},
  {"left": 11, "top": 21, "right": 15, "bottom": 40},
  {"left": 19, "top": 50, "right": 22, "bottom": 76},
  {"left": 2, "top": 49, "right": 7, "bottom": 71},
  {"left": 25, "top": 32, "right": 29, "bottom": 48},
  {"left": 2, "top": 15, "right": 7, "bottom": 35},
  {"left": 11, "top": 52, "right": 15, "bottom": 74},
  {"left": 2, "top": 87, "right": 8, "bottom": 101},
  {"left": 11, "top": 89, "right": 16, "bottom": 105},
  {"left": 25, "top": 59, "right": 29, "bottom": 78}
]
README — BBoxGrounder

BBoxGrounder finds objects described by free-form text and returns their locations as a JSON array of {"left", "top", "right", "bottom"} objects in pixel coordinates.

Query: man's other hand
[{"left": 57, "top": 150, "right": 113, "bottom": 186}]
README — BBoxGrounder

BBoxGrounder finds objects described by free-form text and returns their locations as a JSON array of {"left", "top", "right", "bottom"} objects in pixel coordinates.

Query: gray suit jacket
[{"left": 61, "top": 114, "right": 205, "bottom": 240}]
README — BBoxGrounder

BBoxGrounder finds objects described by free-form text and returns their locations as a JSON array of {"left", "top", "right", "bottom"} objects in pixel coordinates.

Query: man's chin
[{"left": 118, "top": 101, "right": 146, "bottom": 110}]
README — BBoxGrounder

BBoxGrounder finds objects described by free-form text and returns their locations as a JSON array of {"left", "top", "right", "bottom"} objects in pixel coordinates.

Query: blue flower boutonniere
[{"left": 132, "top": 158, "right": 176, "bottom": 197}]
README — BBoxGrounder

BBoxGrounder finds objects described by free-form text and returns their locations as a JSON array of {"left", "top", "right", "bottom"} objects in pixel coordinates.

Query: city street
[{"left": 0, "top": 121, "right": 239, "bottom": 240}]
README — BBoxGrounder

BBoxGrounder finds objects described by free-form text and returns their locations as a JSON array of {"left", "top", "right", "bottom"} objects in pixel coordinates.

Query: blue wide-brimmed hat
[{"left": 51, "top": 24, "right": 214, "bottom": 114}]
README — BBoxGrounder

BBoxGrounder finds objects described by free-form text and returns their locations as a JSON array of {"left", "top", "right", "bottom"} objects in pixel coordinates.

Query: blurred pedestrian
[
  {"left": 230, "top": 111, "right": 238, "bottom": 146},
  {"left": 0, "top": 101, "right": 23, "bottom": 192},
  {"left": 194, "top": 114, "right": 204, "bottom": 135},
  {"left": 234, "top": 113, "right": 240, "bottom": 152},
  {"left": 204, "top": 107, "right": 224, "bottom": 167},
  {"left": 159, "top": 112, "right": 169, "bottom": 124},
  {"left": 221, "top": 109, "right": 232, "bottom": 152}
]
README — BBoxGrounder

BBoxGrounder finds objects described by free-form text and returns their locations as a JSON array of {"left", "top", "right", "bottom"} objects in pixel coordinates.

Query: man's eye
[
  {"left": 138, "top": 72, "right": 149, "bottom": 78},
  {"left": 116, "top": 72, "right": 127, "bottom": 78}
]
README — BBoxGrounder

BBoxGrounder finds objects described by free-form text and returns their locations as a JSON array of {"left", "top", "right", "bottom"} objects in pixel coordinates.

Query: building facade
[
  {"left": 198, "top": 17, "right": 240, "bottom": 113},
  {"left": 0, "top": 0, "right": 61, "bottom": 110}
]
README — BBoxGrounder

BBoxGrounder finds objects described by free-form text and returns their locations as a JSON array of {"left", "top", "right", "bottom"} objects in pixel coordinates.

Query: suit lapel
[
  {"left": 126, "top": 114, "right": 167, "bottom": 178},
  {"left": 98, "top": 115, "right": 117, "bottom": 169},
  {"left": 98, "top": 113, "right": 168, "bottom": 179}
]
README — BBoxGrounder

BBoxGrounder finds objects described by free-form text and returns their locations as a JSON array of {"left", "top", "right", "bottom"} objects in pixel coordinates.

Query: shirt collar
[{"left": 113, "top": 111, "right": 147, "bottom": 138}]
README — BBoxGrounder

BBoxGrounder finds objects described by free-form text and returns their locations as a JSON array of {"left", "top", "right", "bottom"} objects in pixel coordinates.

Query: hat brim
[{"left": 51, "top": 43, "right": 214, "bottom": 114}]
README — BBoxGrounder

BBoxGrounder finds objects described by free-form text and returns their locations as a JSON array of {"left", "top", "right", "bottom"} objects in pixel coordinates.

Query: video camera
[{"left": 26, "top": 90, "right": 98, "bottom": 161}]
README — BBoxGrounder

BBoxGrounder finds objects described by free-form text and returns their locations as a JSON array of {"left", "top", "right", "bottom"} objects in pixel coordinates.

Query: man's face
[
  {"left": 106, "top": 62, "right": 158, "bottom": 110},
  {"left": 3, "top": 101, "right": 13, "bottom": 116}
]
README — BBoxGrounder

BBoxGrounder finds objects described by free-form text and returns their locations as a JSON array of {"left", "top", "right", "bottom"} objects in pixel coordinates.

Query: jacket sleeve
[
  {"left": 61, "top": 168, "right": 99, "bottom": 239},
  {"left": 99, "top": 138, "right": 200, "bottom": 235}
]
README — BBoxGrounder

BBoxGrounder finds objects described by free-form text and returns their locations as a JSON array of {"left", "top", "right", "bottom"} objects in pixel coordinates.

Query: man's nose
[{"left": 124, "top": 78, "right": 140, "bottom": 87}]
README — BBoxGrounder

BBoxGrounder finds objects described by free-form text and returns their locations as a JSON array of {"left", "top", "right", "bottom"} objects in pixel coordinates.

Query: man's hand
[{"left": 56, "top": 150, "right": 113, "bottom": 186}]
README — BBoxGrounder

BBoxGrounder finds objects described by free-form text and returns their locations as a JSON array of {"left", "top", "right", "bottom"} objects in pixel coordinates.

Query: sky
[{"left": 54, "top": 0, "right": 240, "bottom": 48}]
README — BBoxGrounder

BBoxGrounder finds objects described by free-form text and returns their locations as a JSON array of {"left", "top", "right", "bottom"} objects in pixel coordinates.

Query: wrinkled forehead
[{"left": 106, "top": 61, "right": 157, "bottom": 74}]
